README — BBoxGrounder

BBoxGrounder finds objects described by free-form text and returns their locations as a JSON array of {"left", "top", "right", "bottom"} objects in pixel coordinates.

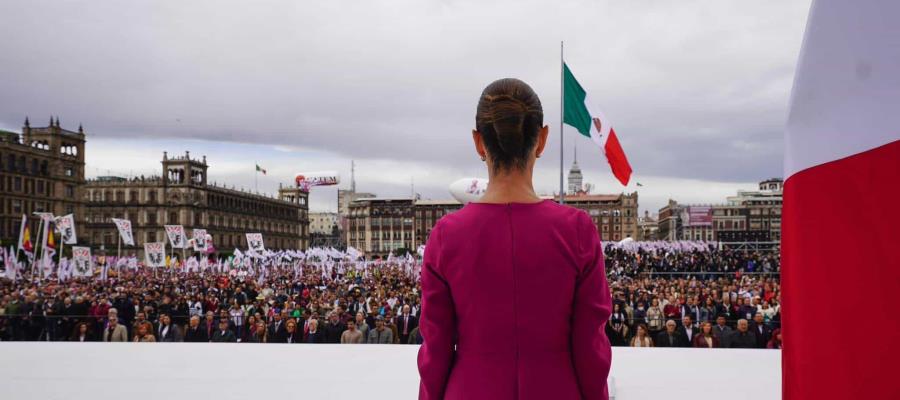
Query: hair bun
[{"left": 475, "top": 79, "right": 544, "bottom": 172}]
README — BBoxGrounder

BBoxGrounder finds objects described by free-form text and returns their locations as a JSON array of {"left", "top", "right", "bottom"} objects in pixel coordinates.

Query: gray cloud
[{"left": 0, "top": 0, "right": 809, "bottom": 191}]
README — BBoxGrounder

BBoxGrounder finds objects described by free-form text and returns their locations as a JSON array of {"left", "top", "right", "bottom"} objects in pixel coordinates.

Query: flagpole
[
  {"left": 33, "top": 217, "right": 43, "bottom": 280},
  {"left": 559, "top": 40, "right": 566, "bottom": 205},
  {"left": 255, "top": 161, "right": 258, "bottom": 193},
  {"left": 58, "top": 236, "right": 64, "bottom": 282}
]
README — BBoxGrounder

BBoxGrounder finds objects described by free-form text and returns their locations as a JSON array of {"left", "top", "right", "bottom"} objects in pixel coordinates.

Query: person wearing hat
[{"left": 367, "top": 315, "right": 393, "bottom": 344}]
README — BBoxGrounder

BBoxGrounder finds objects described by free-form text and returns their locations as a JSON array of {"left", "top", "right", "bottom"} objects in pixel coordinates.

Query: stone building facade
[
  {"left": 0, "top": 118, "right": 85, "bottom": 245},
  {"left": 83, "top": 151, "right": 309, "bottom": 254},
  {"left": 555, "top": 192, "right": 639, "bottom": 242}
]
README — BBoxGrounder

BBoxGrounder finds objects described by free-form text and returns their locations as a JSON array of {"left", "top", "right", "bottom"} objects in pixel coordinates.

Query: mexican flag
[
  {"left": 563, "top": 63, "right": 632, "bottom": 186},
  {"left": 255, "top": 164, "right": 267, "bottom": 175},
  {"left": 17, "top": 215, "right": 33, "bottom": 254},
  {"left": 782, "top": 1, "right": 900, "bottom": 398}
]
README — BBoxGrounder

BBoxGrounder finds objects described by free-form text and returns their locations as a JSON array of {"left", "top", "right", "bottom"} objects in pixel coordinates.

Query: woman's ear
[
  {"left": 534, "top": 125, "right": 550, "bottom": 158},
  {"left": 472, "top": 130, "right": 487, "bottom": 160}
]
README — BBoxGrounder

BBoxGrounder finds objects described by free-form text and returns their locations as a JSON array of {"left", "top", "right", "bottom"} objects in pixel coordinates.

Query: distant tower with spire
[{"left": 567, "top": 145, "right": 584, "bottom": 195}]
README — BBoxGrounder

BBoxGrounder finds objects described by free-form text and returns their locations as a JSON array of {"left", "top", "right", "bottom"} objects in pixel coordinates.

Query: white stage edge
[{"left": 0, "top": 344, "right": 780, "bottom": 399}]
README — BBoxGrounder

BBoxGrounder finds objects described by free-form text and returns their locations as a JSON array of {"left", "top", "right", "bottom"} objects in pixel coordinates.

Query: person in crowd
[
  {"left": 408, "top": 326, "right": 424, "bottom": 345},
  {"left": 700, "top": 297, "right": 717, "bottom": 324},
  {"left": 655, "top": 320, "right": 683, "bottom": 348},
  {"left": 632, "top": 301, "right": 647, "bottom": 328},
  {"left": 323, "top": 311, "right": 345, "bottom": 343},
  {"left": 677, "top": 315, "right": 697, "bottom": 347},
  {"left": 341, "top": 319, "right": 364, "bottom": 344},
  {"left": 70, "top": 322, "right": 95, "bottom": 342},
  {"left": 693, "top": 322, "right": 719, "bottom": 348},
  {"left": 183, "top": 315, "right": 208, "bottom": 343},
  {"left": 247, "top": 319, "right": 269, "bottom": 343},
  {"left": 368, "top": 315, "right": 393, "bottom": 344},
  {"left": 133, "top": 321, "right": 156, "bottom": 342},
  {"left": 304, "top": 319, "right": 323, "bottom": 343},
  {"left": 646, "top": 298, "right": 664, "bottom": 337},
  {"left": 203, "top": 311, "right": 216, "bottom": 341},
  {"left": 103, "top": 308, "right": 128, "bottom": 342},
  {"left": 354, "top": 311, "right": 369, "bottom": 338},
  {"left": 157, "top": 313, "right": 182, "bottom": 342},
  {"left": 663, "top": 295, "right": 682, "bottom": 323},
  {"left": 767, "top": 328, "right": 783, "bottom": 349},
  {"left": 278, "top": 319, "right": 301, "bottom": 343},
  {"left": 750, "top": 313, "right": 772, "bottom": 348},
  {"left": 396, "top": 304, "right": 418, "bottom": 345},
  {"left": 681, "top": 297, "right": 700, "bottom": 325},
  {"left": 383, "top": 309, "right": 400, "bottom": 344},
  {"left": 713, "top": 316, "right": 733, "bottom": 348},
  {"left": 269, "top": 310, "right": 286, "bottom": 342},
  {"left": 211, "top": 318, "right": 237, "bottom": 343},
  {"left": 630, "top": 324, "right": 653, "bottom": 347},
  {"left": 728, "top": 319, "right": 756, "bottom": 348},
  {"left": 606, "top": 303, "right": 629, "bottom": 346}
]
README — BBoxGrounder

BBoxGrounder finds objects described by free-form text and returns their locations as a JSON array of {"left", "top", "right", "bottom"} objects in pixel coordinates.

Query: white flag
[
  {"left": 72, "top": 246, "right": 93, "bottom": 278},
  {"left": 144, "top": 242, "right": 166, "bottom": 268},
  {"left": 246, "top": 233, "right": 265, "bottom": 252},
  {"left": 111, "top": 218, "right": 135, "bottom": 246},
  {"left": 192, "top": 229, "right": 208, "bottom": 252},
  {"left": 164, "top": 225, "right": 186, "bottom": 249},
  {"left": 55, "top": 214, "right": 77, "bottom": 245}
]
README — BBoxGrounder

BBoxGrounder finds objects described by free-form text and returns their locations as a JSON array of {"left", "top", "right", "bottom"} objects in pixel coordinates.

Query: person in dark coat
[
  {"left": 211, "top": 319, "right": 237, "bottom": 342},
  {"left": 750, "top": 313, "right": 772, "bottom": 348},
  {"left": 655, "top": 320, "right": 684, "bottom": 348},
  {"left": 676, "top": 315, "right": 698, "bottom": 347},
  {"left": 280, "top": 319, "right": 302, "bottom": 343},
  {"left": 323, "top": 313, "right": 345, "bottom": 343},
  {"left": 305, "top": 319, "right": 324, "bottom": 343},
  {"left": 183, "top": 315, "right": 208, "bottom": 342},
  {"left": 728, "top": 319, "right": 757, "bottom": 348},
  {"left": 713, "top": 316, "right": 733, "bottom": 348},
  {"left": 396, "top": 304, "right": 418, "bottom": 345},
  {"left": 268, "top": 311, "right": 287, "bottom": 343},
  {"left": 156, "top": 313, "right": 182, "bottom": 342}
]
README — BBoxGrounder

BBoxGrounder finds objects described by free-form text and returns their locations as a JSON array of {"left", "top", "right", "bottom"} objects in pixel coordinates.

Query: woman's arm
[
  {"left": 571, "top": 213, "right": 613, "bottom": 400},
  {"left": 417, "top": 224, "right": 456, "bottom": 400}
]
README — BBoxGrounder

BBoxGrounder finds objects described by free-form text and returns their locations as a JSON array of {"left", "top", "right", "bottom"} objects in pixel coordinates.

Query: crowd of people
[{"left": 0, "top": 242, "right": 781, "bottom": 349}]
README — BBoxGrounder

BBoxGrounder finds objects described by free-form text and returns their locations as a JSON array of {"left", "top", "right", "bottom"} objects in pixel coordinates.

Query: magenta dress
[{"left": 417, "top": 200, "right": 612, "bottom": 400}]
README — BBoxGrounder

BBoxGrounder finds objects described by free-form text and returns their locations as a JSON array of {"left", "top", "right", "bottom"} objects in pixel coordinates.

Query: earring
[
  {"left": 481, "top": 156, "right": 486, "bottom": 162},
  {"left": 536, "top": 154, "right": 542, "bottom": 158}
]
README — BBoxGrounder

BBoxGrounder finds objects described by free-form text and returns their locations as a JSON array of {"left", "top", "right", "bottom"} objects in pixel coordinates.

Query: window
[
  {"left": 169, "top": 212, "right": 178, "bottom": 224},
  {"left": 64, "top": 167, "right": 74, "bottom": 177},
  {"left": 65, "top": 185, "right": 74, "bottom": 198}
]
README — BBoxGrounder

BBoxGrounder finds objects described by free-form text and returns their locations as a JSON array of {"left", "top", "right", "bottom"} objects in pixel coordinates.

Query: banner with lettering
[
  {"left": 246, "top": 233, "right": 265, "bottom": 252},
  {"left": 111, "top": 218, "right": 134, "bottom": 246},
  {"left": 164, "top": 225, "right": 186, "bottom": 249},
  {"left": 72, "top": 246, "right": 92, "bottom": 277},
  {"left": 144, "top": 242, "right": 166, "bottom": 268},
  {"left": 192, "top": 229, "right": 208, "bottom": 252},
  {"left": 55, "top": 214, "right": 77, "bottom": 245}
]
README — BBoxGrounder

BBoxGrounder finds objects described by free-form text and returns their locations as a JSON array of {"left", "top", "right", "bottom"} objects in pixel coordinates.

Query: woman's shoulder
[{"left": 440, "top": 199, "right": 590, "bottom": 229}]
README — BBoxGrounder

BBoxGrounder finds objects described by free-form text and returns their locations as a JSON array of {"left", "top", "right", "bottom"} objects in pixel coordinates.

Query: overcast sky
[{"left": 0, "top": 0, "right": 811, "bottom": 212}]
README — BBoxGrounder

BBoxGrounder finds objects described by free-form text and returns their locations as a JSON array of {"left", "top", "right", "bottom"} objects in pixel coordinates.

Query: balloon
[{"left": 449, "top": 177, "right": 488, "bottom": 204}]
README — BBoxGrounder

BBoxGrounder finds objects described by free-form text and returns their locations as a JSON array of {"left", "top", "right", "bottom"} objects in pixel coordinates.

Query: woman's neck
[{"left": 478, "top": 169, "right": 540, "bottom": 204}]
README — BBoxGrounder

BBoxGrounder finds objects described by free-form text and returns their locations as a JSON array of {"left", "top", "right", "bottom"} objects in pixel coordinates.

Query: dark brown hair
[{"left": 475, "top": 78, "right": 543, "bottom": 172}]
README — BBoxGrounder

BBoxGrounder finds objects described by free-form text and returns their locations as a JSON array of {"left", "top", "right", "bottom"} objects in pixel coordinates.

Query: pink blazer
[{"left": 417, "top": 200, "right": 612, "bottom": 400}]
